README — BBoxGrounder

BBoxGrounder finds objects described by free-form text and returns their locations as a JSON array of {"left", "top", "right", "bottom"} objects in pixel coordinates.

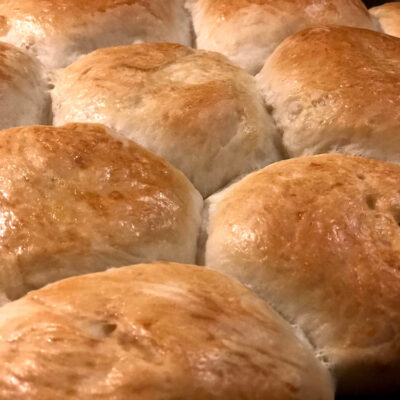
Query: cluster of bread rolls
[{"left": 0, "top": 0, "right": 398, "bottom": 398}]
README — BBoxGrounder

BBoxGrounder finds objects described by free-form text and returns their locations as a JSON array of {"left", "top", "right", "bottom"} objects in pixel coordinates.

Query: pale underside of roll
[
  {"left": 0, "top": 0, "right": 192, "bottom": 70},
  {"left": 0, "top": 123, "right": 202, "bottom": 304},
  {"left": 0, "top": 262, "right": 334, "bottom": 400},
  {"left": 187, "top": 0, "right": 377, "bottom": 74},
  {"left": 256, "top": 25, "right": 400, "bottom": 163},
  {"left": 202, "top": 154, "right": 400, "bottom": 395},
  {"left": 52, "top": 42, "right": 280, "bottom": 197}
]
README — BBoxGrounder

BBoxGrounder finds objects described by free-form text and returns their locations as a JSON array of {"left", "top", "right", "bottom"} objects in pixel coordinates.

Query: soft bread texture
[
  {"left": 370, "top": 2, "right": 400, "bottom": 38},
  {"left": 0, "top": 123, "right": 202, "bottom": 304},
  {"left": 52, "top": 42, "right": 280, "bottom": 197},
  {"left": 257, "top": 26, "right": 400, "bottom": 162},
  {"left": 202, "top": 154, "right": 400, "bottom": 395},
  {"left": 187, "top": 0, "right": 377, "bottom": 74},
  {"left": 0, "top": 41, "right": 49, "bottom": 129},
  {"left": 0, "top": 0, "right": 191, "bottom": 70},
  {"left": 0, "top": 262, "right": 334, "bottom": 399}
]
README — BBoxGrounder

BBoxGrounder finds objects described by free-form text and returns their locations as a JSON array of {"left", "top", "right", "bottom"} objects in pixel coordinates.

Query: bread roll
[
  {"left": 187, "top": 0, "right": 377, "bottom": 74},
  {"left": 0, "top": 123, "right": 202, "bottom": 303},
  {"left": 52, "top": 42, "right": 280, "bottom": 197},
  {"left": 202, "top": 154, "right": 400, "bottom": 395},
  {"left": 0, "top": 41, "right": 48, "bottom": 129},
  {"left": 0, "top": 0, "right": 191, "bottom": 70},
  {"left": 0, "top": 262, "right": 334, "bottom": 399},
  {"left": 370, "top": 2, "right": 400, "bottom": 38},
  {"left": 257, "top": 26, "right": 400, "bottom": 162}
]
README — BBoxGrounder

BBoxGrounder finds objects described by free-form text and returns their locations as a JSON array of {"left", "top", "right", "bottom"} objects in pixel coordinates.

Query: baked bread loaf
[
  {"left": 52, "top": 42, "right": 280, "bottom": 197},
  {"left": 370, "top": 2, "right": 400, "bottom": 38},
  {"left": 0, "top": 123, "right": 202, "bottom": 304},
  {"left": 0, "top": 0, "right": 191, "bottom": 70},
  {"left": 202, "top": 154, "right": 400, "bottom": 395},
  {"left": 187, "top": 0, "right": 377, "bottom": 74},
  {"left": 0, "top": 41, "right": 49, "bottom": 129},
  {"left": 0, "top": 262, "right": 334, "bottom": 399},
  {"left": 257, "top": 26, "right": 400, "bottom": 162}
]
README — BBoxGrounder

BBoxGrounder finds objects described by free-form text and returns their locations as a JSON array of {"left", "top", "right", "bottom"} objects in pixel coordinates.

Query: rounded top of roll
[
  {"left": 262, "top": 25, "right": 400, "bottom": 93},
  {"left": 52, "top": 42, "right": 280, "bottom": 197},
  {"left": 0, "top": 262, "right": 334, "bottom": 399},
  {"left": 257, "top": 26, "right": 400, "bottom": 161},
  {"left": 202, "top": 0, "right": 370, "bottom": 22},
  {"left": 188, "top": 0, "right": 377, "bottom": 74},
  {"left": 0, "top": 0, "right": 146, "bottom": 31},
  {"left": 0, "top": 123, "right": 202, "bottom": 302},
  {"left": 0, "top": 0, "right": 191, "bottom": 69},
  {"left": 204, "top": 153, "right": 400, "bottom": 394}
]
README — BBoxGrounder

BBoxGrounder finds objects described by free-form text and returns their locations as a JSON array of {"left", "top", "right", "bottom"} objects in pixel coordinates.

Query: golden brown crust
[
  {"left": 202, "top": 0, "right": 371, "bottom": 22},
  {"left": 53, "top": 42, "right": 256, "bottom": 133},
  {"left": 0, "top": 0, "right": 162, "bottom": 33},
  {"left": 0, "top": 262, "right": 334, "bottom": 399},
  {"left": 0, "top": 124, "right": 202, "bottom": 302},
  {"left": 271, "top": 26, "right": 400, "bottom": 95},
  {"left": 0, "top": 41, "right": 49, "bottom": 128},
  {"left": 52, "top": 42, "right": 279, "bottom": 197},
  {"left": 370, "top": 2, "right": 400, "bottom": 38},
  {"left": 0, "top": 0, "right": 191, "bottom": 69},
  {"left": 0, "top": 42, "right": 13, "bottom": 81},
  {"left": 72, "top": 42, "right": 193, "bottom": 74},
  {"left": 205, "top": 154, "right": 400, "bottom": 394},
  {"left": 0, "top": 40, "right": 39, "bottom": 89},
  {"left": 189, "top": 0, "right": 376, "bottom": 73},
  {"left": 257, "top": 26, "right": 400, "bottom": 160}
]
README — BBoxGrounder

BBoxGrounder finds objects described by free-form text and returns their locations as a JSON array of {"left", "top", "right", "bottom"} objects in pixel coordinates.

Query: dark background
[{"left": 363, "top": 0, "right": 398, "bottom": 6}]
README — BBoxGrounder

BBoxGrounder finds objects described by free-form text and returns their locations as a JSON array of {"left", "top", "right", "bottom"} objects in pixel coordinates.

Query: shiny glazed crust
[
  {"left": 204, "top": 154, "right": 400, "bottom": 394},
  {"left": 188, "top": 0, "right": 377, "bottom": 74},
  {"left": 52, "top": 42, "right": 280, "bottom": 197},
  {"left": 0, "top": 262, "right": 334, "bottom": 399},
  {"left": 257, "top": 26, "right": 400, "bottom": 163},
  {"left": 0, "top": 123, "right": 202, "bottom": 303}
]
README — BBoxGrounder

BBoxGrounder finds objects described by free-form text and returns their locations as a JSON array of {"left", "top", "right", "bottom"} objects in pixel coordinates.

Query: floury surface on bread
[
  {"left": 0, "top": 123, "right": 202, "bottom": 304},
  {"left": 52, "top": 42, "right": 280, "bottom": 197},
  {"left": 0, "top": 42, "right": 49, "bottom": 129},
  {"left": 0, "top": 262, "right": 334, "bottom": 399},
  {"left": 187, "top": 0, "right": 377, "bottom": 74},
  {"left": 0, "top": 0, "right": 192, "bottom": 69},
  {"left": 257, "top": 26, "right": 400, "bottom": 163},
  {"left": 370, "top": 2, "right": 400, "bottom": 38},
  {"left": 202, "top": 154, "right": 400, "bottom": 395}
]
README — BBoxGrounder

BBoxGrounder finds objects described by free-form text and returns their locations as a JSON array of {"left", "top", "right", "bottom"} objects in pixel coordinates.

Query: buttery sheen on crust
[
  {"left": 52, "top": 42, "right": 280, "bottom": 197},
  {"left": 0, "top": 41, "right": 49, "bottom": 129},
  {"left": 257, "top": 26, "right": 400, "bottom": 162},
  {"left": 203, "top": 154, "right": 400, "bottom": 395},
  {"left": 0, "top": 262, "right": 334, "bottom": 400},
  {"left": 0, "top": 124, "right": 202, "bottom": 303},
  {"left": 370, "top": 2, "right": 400, "bottom": 38},
  {"left": 187, "top": 0, "right": 377, "bottom": 74},
  {"left": 0, "top": 0, "right": 191, "bottom": 69}
]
